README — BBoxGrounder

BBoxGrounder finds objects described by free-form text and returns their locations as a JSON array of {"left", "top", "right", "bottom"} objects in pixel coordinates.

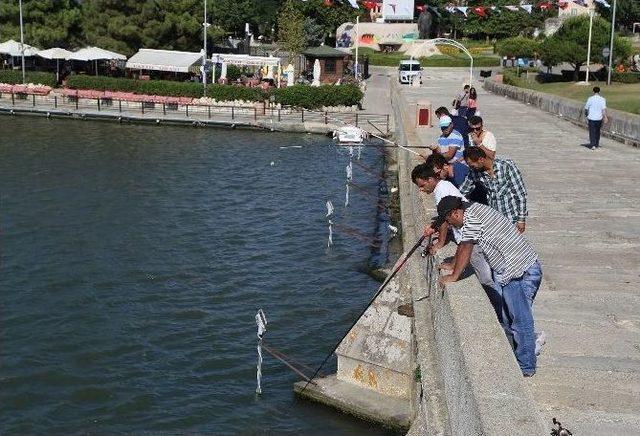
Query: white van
[{"left": 398, "top": 59, "right": 422, "bottom": 85}]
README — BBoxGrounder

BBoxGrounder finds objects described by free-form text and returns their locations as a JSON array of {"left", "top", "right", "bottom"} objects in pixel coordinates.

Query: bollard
[
  {"left": 97, "top": 98, "right": 100, "bottom": 111},
  {"left": 163, "top": 103, "right": 166, "bottom": 115},
  {"left": 11, "top": 92, "right": 15, "bottom": 105},
  {"left": 301, "top": 109, "right": 304, "bottom": 123},
  {"left": 231, "top": 106, "right": 235, "bottom": 120},
  {"left": 54, "top": 96, "right": 58, "bottom": 109},
  {"left": 141, "top": 102, "right": 144, "bottom": 115},
  {"left": 324, "top": 111, "right": 328, "bottom": 124},
  {"left": 208, "top": 105, "right": 211, "bottom": 119},
  {"left": 254, "top": 107, "right": 257, "bottom": 121},
  {"left": 355, "top": 113, "right": 359, "bottom": 127},
  {"left": 278, "top": 108, "right": 281, "bottom": 122},
  {"left": 75, "top": 97, "right": 78, "bottom": 110},
  {"left": 32, "top": 94, "right": 36, "bottom": 107},
  {"left": 186, "top": 105, "right": 189, "bottom": 117},
  {"left": 386, "top": 114, "right": 390, "bottom": 133},
  {"left": 119, "top": 100, "right": 122, "bottom": 113}
]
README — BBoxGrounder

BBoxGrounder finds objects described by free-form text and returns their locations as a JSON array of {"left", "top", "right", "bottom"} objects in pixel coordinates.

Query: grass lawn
[
  {"left": 355, "top": 47, "right": 499, "bottom": 67},
  {"left": 506, "top": 75, "right": 640, "bottom": 115}
]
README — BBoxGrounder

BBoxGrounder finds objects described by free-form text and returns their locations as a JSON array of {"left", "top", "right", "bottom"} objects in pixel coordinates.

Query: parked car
[{"left": 398, "top": 59, "right": 422, "bottom": 85}]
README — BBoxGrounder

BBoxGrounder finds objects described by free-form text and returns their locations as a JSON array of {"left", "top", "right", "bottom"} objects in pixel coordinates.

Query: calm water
[{"left": 0, "top": 116, "right": 395, "bottom": 435}]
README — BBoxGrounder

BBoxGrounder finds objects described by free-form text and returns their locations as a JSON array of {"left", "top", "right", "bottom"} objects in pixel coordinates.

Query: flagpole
[
  {"left": 19, "top": 0, "right": 25, "bottom": 85},
  {"left": 606, "top": 0, "right": 617, "bottom": 85},
  {"left": 585, "top": 7, "right": 594, "bottom": 84},
  {"left": 202, "top": 0, "right": 208, "bottom": 96}
]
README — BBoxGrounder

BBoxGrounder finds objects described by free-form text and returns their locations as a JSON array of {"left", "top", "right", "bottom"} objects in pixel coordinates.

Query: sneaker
[
  {"left": 523, "top": 371, "right": 536, "bottom": 377},
  {"left": 535, "top": 331, "right": 547, "bottom": 356},
  {"left": 589, "top": 146, "right": 596, "bottom": 150}
]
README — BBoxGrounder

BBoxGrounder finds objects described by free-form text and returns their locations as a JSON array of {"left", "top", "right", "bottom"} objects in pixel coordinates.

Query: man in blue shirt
[
  {"left": 428, "top": 115, "right": 464, "bottom": 163},
  {"left": 435, "top": 106, "right": 470, "bottom": 148},
  {"left": 584, "top": 86, "right": 608, "bottom": 150}
]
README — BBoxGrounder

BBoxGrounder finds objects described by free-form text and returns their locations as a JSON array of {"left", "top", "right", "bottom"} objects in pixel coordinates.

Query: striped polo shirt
[{"left": 459, "top": 203, "right": 538, "bottom": 285}]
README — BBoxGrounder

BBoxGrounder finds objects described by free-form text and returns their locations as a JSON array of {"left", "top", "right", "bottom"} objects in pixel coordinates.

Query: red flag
[
  {"left": 323, "top": 0, "right": 333, "bottom": 6},
  {"left": 558, "top": 1, "right": 570, "bottom": 9},
  {"left": 471, "top": 6, "right": 487, "bottom": 17},
  {"left": 537, "top": 2, "right": 553, "bottom": 10},
  {"left": 416, "top": 4, "right": 426, "bottom": 12}
]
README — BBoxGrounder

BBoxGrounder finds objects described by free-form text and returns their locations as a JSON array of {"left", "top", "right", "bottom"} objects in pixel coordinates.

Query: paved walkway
[{"left": 386, "top": 67, "right": 640, "bottom": 435}]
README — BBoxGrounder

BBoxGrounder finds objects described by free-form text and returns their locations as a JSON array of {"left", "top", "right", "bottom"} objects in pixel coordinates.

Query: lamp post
[
  {"left": 354, "top": 16, "right": 359, "bottom": 80},
  {"left": 202, "top": 0, "right": 209, "bottom": 95},
  {"left": 606, "top": 0, "right": 618, "bottom": 85},
  {"left": 19, "top": 0, "right": 25, "bottom": 84},
  {"left": 585, "top": 7, "right": 594, "bottom": 84}
]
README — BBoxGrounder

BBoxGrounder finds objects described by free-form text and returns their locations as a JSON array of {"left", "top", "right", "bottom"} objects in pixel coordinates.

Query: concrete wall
[
  {"left": 483, "top": 79, "right": 640, "bottom": 147},
  {"left": 390, "top": 80, "right": 548, "bottom": 436}
]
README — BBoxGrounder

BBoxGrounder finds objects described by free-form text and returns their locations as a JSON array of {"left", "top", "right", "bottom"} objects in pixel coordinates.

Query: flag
[
  {"left": 456, "top": 6, "right": 469, "bottom": 16},
  {"left": 471, "top": 6, "right": 487, "bottom": 17},
  {"left": 538, "top": 2, "right": 553, "bottom": 10},
  {"left": 345, "top": 0, "right": 359, "bottom": 8},
  {"left": 504, "top": 5, "right": 520, "bottom": 12},
  {"left": 559, "top": 1, "right": 570, "bottom": 9},
  {"left": 594, "top": 0, "right": 611, "bottom": 7},
  {"left": 521, "top": 4, "right": 533, "bottom": 13}
]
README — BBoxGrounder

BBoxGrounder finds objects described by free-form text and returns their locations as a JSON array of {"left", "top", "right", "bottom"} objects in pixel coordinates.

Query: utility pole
[
  {"left": 203, "top": 0, "right": 208, "bottom": 96},
  {"left": 19, "top": 0, "right": 25, "bottom": 84},
  {"left": 606, "top": 0, "right": 618, "bottom": 85}
]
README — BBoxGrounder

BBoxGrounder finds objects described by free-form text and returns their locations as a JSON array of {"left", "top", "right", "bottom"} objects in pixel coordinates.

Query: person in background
[
  {"left": 435, "top": 106, "right": 469, "bottom": 149},
  {"left": 460, "top": 147, "right": 528, "bottom": 232},
  {"left": 466, "top": 87, "right": 478, "bottom": 118},
  {"left": 468, "top": 115, "right": 497, "bottom": 160},
  {"left": 583, "top": 86, "right": 608, "bottom": 150},
  {"left": 435, "top": 196, "right": 543, "bottom": 376},
  {"left": 452, "top": 84, "right": 470, "bottom": 118},
  {"left": 427, "top": 115, "right": 465, "bottom": 163}
]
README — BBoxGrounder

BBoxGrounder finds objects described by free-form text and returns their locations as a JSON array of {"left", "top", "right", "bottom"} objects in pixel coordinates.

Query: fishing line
[{"left": 299, "top": 234, "right": 427, "bottom": 394}]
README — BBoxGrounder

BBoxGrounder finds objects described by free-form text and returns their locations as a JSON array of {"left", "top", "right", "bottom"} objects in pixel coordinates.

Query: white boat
[{"left": 333, "top": 126, "right": 369, "bottom": 145}]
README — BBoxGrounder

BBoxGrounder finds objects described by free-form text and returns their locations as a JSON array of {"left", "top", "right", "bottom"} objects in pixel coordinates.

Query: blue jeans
[
  {"left": 496, "top": 261, "right": 542, "bottom": 374},
  {"left": 588, "top": 119, "right": 603, "bottom": 147}
]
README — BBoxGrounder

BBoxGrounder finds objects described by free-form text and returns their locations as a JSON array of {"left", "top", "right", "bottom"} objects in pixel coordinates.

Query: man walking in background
[
  {"left": 584, "top": 86, "right": 608, "bottom": 150},
  {"left": 452, "top": 84, "right": 470, "bottom": 118}
]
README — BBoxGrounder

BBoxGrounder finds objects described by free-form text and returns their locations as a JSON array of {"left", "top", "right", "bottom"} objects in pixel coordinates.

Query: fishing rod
[
  {"left": 286, "top": 106, "right": 424, "bottom": 157},
  {"left": 299, "top": 234, "right": 427, "bottom": 394}
]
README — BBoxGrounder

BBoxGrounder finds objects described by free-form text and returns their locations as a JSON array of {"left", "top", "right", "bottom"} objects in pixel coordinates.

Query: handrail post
[
  {"left": 355, "top": 113, "right": 359, "bottom": 126},
  {"left": 54, "top": 95, "right": 57, "bottom": 109},
  {"left": 386, "top": 114, "right": 390, "bottom": 133},
  {"left": 278, "top": 108, "right": 281, "bottom": 122},
  {"left": 141, "top": 102, "right": 144, "bottom": 115},
  {"left": 324, "top": 111, "right": 328, "bottom": 124},
  {"left": 186, "top": 104, "right": 189, "bottom": 117},
  {"left": 75, "top": 97, "right": 78, "bottom": 110},
  {"left": 119, "top": 100, "right": 122, "bottom": 113},
  {"left": 208, "top": 105, "right": 211, "bottom": 119},
  {"left": 11, "top": 92, "right": 15, "bottom": 105},
  {"left": 301, "top": 108, "right": 304, "bottom": 123},
  {"left": 97, "top": 98, "right": 100, "bottom": 111},
  {"left": 163, "top": 103, "right": 166, "bottom": 115},
  {"left": 254, "top": 107, "right": 257, "bottom": 121},
  {"left": 32, "top": 94, "right": 36, "bottom": 107},
  {"left": 231, "top": 105, "right": 235, "bottom": 120}
]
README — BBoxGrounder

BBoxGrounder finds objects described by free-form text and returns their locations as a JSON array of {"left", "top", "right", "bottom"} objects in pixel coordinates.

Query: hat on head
[
  {"left": 438, "top": 115, "right": 452, "bottom": 128},
  {"left": 434, "top": 195, "right": 471, "bottom": 225}
]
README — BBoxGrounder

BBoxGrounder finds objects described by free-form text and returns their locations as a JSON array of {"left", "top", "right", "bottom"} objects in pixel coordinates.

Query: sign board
[
  {"left": 382, "top": 0, "right": 415, "bottom": 21},
  {"left": 602, "top": 47, "right": 610, "bottom": 59}
]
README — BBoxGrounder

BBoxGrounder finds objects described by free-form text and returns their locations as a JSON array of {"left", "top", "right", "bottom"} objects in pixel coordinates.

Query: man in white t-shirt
[
  {"left": 468, "top": 115, "right": 496, "bottom": 159},
  {"left": 583, "top": 86, "right": 608, "bottom": 150},
  {"left": 411, "top": 163, "right": 496, "bottom": 303}
]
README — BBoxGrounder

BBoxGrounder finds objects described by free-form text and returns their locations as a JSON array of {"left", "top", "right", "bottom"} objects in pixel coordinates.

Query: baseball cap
[
  {"left": 433, "top": 195, "right": 472, "bottom": 225},
  {"left": 438, "top": 115, "right": 452, "bottom": 128}
]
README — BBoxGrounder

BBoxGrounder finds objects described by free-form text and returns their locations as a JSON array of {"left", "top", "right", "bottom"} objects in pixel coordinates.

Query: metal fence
[{"left": 0, "top": 92, "right": 391, "bottom": 133}]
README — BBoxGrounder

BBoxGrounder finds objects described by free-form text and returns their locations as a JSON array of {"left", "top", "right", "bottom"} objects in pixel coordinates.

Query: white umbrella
[
  {"left": 69, "top": 46, "right": 126, "bottom": 75},
  {"left": 37, "top": 47, "right": 73, "bottom": 83},
  {"left": 220, "top": 62, "right": 227, "bottom": 81},
  {"left": 286, "top": 64, "right": 295, "bottom": 87},
  {"left": 312, "top": 58, "right": 321, "bottom": 87},
  {"left": 0, "top": 39, "right": 40, "bottom": 57}
]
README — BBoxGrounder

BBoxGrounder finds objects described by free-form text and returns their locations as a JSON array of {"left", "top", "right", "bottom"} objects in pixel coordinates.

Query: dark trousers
[{"left": 588, "top": 119, "right": 603, "bottom": 148}]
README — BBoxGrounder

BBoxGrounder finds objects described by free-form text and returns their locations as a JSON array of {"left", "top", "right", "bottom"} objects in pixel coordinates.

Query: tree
[
  {"left": 304, "top": 18, "right": 325, "bottom": 47},
  {"left": 0, "top": 0, "right": 83, "bottom": 49},
  {"left": 540, "top": 15, "right": 633, "bottom": 80},
  {"left": 596, "top": 0, "right": 640, "bottom": 31},
  {"left": 277, "top": 0, "right": 305, "bottom": 61},
  {"left": 496, "top": 37, "right": 540, "bottom": 58}
]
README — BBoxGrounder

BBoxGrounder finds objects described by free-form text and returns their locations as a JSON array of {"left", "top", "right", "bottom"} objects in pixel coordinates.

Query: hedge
[
  {"left": 0, "top": 70, "right": 57, "bottom": 87},
  {"left": 65, "top": 75, "right": 363, "bottom": 108},
  {"left": 612, "top": 72, "right": 640, "bottom": 84}
]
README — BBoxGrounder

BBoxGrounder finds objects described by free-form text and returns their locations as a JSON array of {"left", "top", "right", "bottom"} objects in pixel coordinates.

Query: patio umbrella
[
  {"left": 69, "top": 46, "right": 126, "bottom": 75},
  {"left": 312, "top": 59, "right": 321, "bottom": 87},
  {"left": 286, "top": 64, "right": 295, "bottom": 87},
  {"left": 220, "top": 62, "right": 227, "bottom": 81},
  {"left": 36, "top": 47, "right": 73, "bottom": 83},
  {"left": 0, "top": 39, "right": 40, "bottom": 57}
]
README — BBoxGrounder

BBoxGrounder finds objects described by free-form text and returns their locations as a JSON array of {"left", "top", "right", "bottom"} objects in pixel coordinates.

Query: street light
[
  {"left": 606, "top": 0, "right": 618, "bottom": 85},
  {"left": 202, "top": 0, "right": 210, "bottom": 95},
  {"left": 19, "top": 0, "right": 25, "bottom": 84},
  {"left": 432, "top": 38, "right": 474, "bottom": 85}
]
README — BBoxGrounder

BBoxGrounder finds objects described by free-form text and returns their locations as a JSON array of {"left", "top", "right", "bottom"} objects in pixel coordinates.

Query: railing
[{"left": 0, "top": 92, "right": 391, "bottom": 134}]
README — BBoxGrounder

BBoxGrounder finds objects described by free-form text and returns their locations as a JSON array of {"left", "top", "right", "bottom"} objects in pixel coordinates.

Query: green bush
[
  {"left": 612, "top": 72, "right": 640, "bottom": 83},
  {"left": 273, "top": 84, "right": 363, "bottom": 109},
  {"left": 0, "top": 70, "right": 57, "bottom": 87},
  {"left": 496, "top": 37, "right": 540, "bottom": 59}
]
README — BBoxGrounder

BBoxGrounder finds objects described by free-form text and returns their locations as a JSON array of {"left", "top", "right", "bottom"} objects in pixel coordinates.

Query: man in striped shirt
[
  {"left": 436, "top": 196, "right": 542, "bottom": 376},
  {"left": 459, "top": 147, "right": 528, "bottom": 233}
]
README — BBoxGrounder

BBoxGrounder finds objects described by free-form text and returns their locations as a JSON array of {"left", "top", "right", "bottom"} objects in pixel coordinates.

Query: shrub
[
  {"left": 273, "top": 84, "right": 363, "bottom": 109},
  {"left": 0, "top": 70, "right": 57, "bottom": 87},
  {"left": 612, "top": 72, "right": 640, "bottom": 83}
]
